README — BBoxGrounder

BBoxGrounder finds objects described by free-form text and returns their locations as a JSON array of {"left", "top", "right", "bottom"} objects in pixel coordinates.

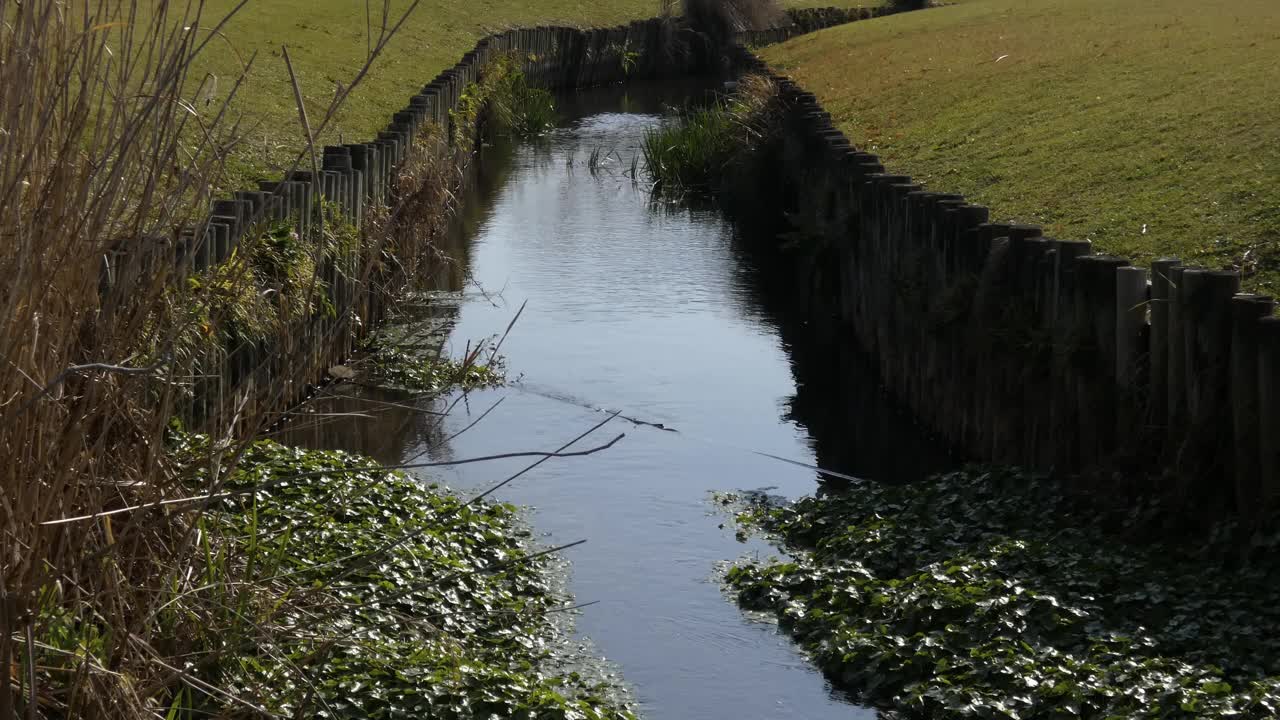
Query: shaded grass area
[
  {"left": 172, "top": 436, "right": 635, "bottom": 719},
  {"left": 196, "top": 0, "right": 878, "bottom": 191},
  {"left": 762, "top": 0, "right": 1280, "bottom": 291},
  {"left": 724, "top": 469, "right": 1280, "bottom": 718}
]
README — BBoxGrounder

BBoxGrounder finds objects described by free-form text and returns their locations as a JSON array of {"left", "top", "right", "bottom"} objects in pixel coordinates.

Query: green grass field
[
  {"left": 196, "top": 0, "right": 876, "bottom": 190},
  {"left": 762, "top": 0, "right": 1280, "bottom": 290}
]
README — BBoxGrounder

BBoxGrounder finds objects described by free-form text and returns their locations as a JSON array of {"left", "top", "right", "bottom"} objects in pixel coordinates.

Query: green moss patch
[{"left": 725, "top": 468, "right": 1280, "bottom": 718}]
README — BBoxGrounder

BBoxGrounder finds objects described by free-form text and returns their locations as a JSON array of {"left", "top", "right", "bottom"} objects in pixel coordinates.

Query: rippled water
[{"left": 281, "top": 82, "right": 952, "bottom": 719}]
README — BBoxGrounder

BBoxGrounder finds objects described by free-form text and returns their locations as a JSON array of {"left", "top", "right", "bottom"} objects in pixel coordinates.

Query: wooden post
[
  {"left": 1166, "top": 265, "right": 1191, "bottom": 444},
  {"left": 1182, "top": 270, "right": 1240, "bottom": 503},
  {"left": 1048, "top": 240, "right": 1091, "bottom": 468},
  {"left": 1116, "top": 266, "right": 1149, "bottom": 452},
  {"left": 1149, "top": 258, "right": 1181, "bottom": 428},
  {"left": 1231, "top": 295, "right": 1275, "bottom": 519},
  {"left": 1075, "top": 256, "right": 1129, "bottom": 466},
  {"left": 1259, "top": 317, "right": 1280, "bottom": 509}
]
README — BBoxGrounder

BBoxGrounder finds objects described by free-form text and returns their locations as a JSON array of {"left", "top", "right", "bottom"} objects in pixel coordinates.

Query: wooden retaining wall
[
  {"left": 728, "top": 48, "right": 1280, "bottom": 520},
  {"left": 130, "top": 12, "right": 861, "bottom": 434}
]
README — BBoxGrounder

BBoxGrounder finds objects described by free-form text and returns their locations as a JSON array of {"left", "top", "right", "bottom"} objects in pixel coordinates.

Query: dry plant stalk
[
  {"left": 0, "top": 0, "right": 255, "bottom": 714},
  {"left": 0, "top": 0, "right": 430, "bottom": 716}
]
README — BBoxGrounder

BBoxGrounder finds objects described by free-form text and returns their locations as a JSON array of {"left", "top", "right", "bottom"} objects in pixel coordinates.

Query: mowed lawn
[
  {"left": 194, "top": 0, "right": 876, "bottom": 190},
  {"left": 762, "top": 0, "right": 1280, "bottom": 290}
]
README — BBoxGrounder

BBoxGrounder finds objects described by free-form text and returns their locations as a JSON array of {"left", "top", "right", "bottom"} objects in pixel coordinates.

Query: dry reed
[{"left": 0, "top": 1, "right": 435, "bottom": 716}]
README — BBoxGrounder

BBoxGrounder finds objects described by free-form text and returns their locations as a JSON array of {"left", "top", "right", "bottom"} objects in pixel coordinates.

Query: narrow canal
[{"left": 284, "top": 82, "right": 951, "bottom": 719}]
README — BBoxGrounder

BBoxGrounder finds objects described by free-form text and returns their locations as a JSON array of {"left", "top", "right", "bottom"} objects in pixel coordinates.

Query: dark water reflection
[{"left": 279, "top": 82, "right": 953, "bottom": 719}]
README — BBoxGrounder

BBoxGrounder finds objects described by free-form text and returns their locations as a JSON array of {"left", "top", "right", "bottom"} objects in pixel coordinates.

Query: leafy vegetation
[
  {"left": 153, "top": 216, "right": 358, "bottom": 374},
  {"left": 452, "top": 55, "right": 559, "bottom": 146},
  {"left": 163, "top": 435, "right": 636, "bottom": 719},
  {"left": 762, "top": 0, "right": 1280, "bottom": 290},
  {"left": 725, "top": 468, "right": 1280, "bottom": 718},
  {"left": 370, "top": 345, "right": 507, "bottom": 392}
]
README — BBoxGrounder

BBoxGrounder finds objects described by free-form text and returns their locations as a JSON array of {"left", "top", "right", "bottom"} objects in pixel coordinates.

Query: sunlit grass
[
  {"left": 196, "top": 0, "right": 879, "bottom": 191},
  {"left": 763, "top": 0, "right": 1280, "bottom": 290}
]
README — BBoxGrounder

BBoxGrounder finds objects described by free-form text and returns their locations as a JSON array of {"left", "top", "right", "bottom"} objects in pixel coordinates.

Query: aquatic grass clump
[
  {"left": 726, "top": 468, "right": 1280, "bottom": 718},
  {"left": 641, "top": 106, "right": 739, "bottom": 192},
  {"left": 641, "top": 73, "right": 781, "bottom": 195},
  {"left": 500, "top": 73, "right": 560, "bottom": 137}
]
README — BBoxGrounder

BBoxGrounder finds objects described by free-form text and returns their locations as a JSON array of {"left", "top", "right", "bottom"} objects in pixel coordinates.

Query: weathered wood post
[
  {"left": 1074, "top": 256, "right": 1129, "bottom": 467},
  {"left": 1181, "top": 270, "right": 1240, "bottom": 504},
  {"left": 1231, "top": 295, "right": 1275, "bottom": 519},
  {"left": 1166, "top": 265, "right": 1191, "bottom": 446},
  {"left": 1259, "top": 317, "right": 1280, "bottom": 510},
  {"left": 1115, "top": 265, "right": 1149, "bottom": 453},
  {"left": 1048, "top": 240, "right": 1091, "bottom": 468},
  {"left": 1149, "top": 258, "right": 1181, "bottom": 429}
]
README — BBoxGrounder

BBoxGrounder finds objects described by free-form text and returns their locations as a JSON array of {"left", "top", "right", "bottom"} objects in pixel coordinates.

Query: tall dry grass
[
  {"left": 0, "top": 0, "right": 429, "bottom": 716},
  {"left": 0, "top": 0, "right": 251, "bottom": 714}
]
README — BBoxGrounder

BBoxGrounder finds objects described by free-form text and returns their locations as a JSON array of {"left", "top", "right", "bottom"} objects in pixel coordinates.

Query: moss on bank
[
  {"left": 173, "top": 435, "right": 635, "bottom": 719},
  {"left": 725, "top": 469, "right": 1280, "bottom": 718}
]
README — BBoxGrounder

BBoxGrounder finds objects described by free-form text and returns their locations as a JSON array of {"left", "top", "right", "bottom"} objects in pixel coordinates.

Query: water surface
[{"left": 282, "top": 83, "right": 951, "bottom": 720}]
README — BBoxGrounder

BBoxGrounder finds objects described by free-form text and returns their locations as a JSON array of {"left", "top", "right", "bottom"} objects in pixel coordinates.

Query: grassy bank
[
  {"left": 160, "top": 435, "right": 635, "bottom": 718},
  {"left": 761, "top": 0, "right": 1280, "bottom": 291},
  {"left": 724, "top": 470, "right": 1280, "bottom": 717},
  {"left": 196, "top": 0, "right": 878, "bottom": 190}
]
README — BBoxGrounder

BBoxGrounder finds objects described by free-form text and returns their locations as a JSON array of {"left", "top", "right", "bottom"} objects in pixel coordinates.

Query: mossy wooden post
[
  {"left": 1231, "top": 295, "right": 1275, "bottom": 519},
  {"left": 1259, "top": 317, "right": 1280, "bottom": 509},
  {"left": 1115, "top": 266, "right": 1149, "bottom": 452}
]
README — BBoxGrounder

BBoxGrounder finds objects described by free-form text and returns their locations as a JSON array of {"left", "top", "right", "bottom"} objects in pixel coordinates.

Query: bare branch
[{"left": 39, "top": 435, "right": 626, "bottom": 526}]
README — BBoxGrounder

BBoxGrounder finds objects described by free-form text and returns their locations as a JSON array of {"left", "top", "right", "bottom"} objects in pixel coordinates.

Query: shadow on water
[{"left": 277, "top": 79, "right": 956, "bottom": 719}]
